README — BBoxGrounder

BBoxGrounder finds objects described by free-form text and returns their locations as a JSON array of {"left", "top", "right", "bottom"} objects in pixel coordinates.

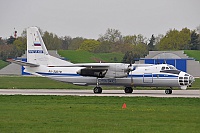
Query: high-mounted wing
[
  {"left": 48, "top": 63, "right": 109, "bottom": 78},
  {"left": 48, "top": 63, "right": 153, "bottom": 68},
  {"left": 47, "top": 63, "right": 110, "bottom": 67},
  {"left": 48, "top": 63, "right": 154, "bottom": 78}
]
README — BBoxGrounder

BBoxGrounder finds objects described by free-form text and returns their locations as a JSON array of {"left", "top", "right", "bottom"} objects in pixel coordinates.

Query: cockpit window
[
  {"left": 161, "top": 65, "right": 177, "bottom": 71},
  {"left": 160, "top": 65, "right": 180, "bottom": 74},
  {"left": 169, "top": 66, "right": 176, "bottom": 70}
]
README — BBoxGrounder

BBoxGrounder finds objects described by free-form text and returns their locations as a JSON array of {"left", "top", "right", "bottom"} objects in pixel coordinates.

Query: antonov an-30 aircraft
[{"left": 8, "top": 27, "right": 195, "bottom": 94}]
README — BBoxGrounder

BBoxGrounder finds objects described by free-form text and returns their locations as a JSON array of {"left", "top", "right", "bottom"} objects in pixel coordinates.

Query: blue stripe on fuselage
[
  {"left": 128, "top": 74, "right": 178, "bottom": 78},
  {"left": 36, "top": 72, "right": 178, "bottom": 78},
  {"left": 36, "top": 72, "right": 80, "bottom": 77}
]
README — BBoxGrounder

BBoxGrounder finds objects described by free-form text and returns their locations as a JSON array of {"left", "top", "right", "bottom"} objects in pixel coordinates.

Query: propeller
[{"left": 126, "top": 60, "right": 134, "bottom": 85}]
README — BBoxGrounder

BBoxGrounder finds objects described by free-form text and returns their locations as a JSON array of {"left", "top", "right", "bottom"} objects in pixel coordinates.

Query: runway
[{"left": 0, "top": 89, "right": 199, "bottom": 98}]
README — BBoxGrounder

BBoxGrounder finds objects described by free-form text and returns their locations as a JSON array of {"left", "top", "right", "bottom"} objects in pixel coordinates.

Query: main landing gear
[
  {"left": 124, "top": 87, "right": 133, "bottom": 93},
  {"left": 93, "top": 78, "right": 102, "bottom": 94},
  {"left": 93, "top": 86, "right": 134, "bottom": 94},
  {"left": 93, "top": 86, "right": 102, "bottom": 93},
  {"left": 93, "top": 78, "right": 134, "bottom": 94},
  {"left": 165, "top": 88, "right": 172, "bottom": 94}
]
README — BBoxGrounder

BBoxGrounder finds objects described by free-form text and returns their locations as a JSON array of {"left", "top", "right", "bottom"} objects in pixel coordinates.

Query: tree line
[{"left": 0, "top": 26, "right": 200, "bottom": 63}]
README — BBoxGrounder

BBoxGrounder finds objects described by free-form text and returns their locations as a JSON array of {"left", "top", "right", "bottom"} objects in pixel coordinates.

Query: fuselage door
[{"left": 143, "top": 73, "right": 153, "bottom": 83}]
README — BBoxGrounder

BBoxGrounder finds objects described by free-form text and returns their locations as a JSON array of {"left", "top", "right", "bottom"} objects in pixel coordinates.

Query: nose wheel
[{"left": 165, "top": 89, "right": 172, "bottom": 94}]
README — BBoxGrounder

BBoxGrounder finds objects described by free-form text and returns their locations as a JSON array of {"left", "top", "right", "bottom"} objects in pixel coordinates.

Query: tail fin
[
  {"left": 27, "top": 27, "right": 72, "bottom": 66},
  {"left": 27, "top": 27, "right": 49, "bottom": 65}
]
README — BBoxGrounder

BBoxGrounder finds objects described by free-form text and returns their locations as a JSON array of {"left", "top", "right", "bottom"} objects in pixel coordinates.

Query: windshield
[
  {"left": 160, "top": 65, "right": 180, "bottom": 74},
  {"left": 169, "top": 66, "right": 176, "bottom": 70},
  {"left": 161, "top": 65, "right": 176, "bottom": 70}
]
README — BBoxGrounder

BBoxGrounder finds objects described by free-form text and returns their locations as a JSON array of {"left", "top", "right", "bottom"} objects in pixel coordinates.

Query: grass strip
[{"left": 0, "top": 96, "right": 199, "bottom": 133}]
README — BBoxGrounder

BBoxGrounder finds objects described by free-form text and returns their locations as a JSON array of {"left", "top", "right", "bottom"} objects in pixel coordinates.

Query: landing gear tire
[
  {"left": 93, "top": 87, "right": 102, "bottom": 94},
  {"left": 124, "top": 87, "right": 133, "bottom": 93},
  {"left": 165, "top": 89, "right": 172, "bottom": 94}
]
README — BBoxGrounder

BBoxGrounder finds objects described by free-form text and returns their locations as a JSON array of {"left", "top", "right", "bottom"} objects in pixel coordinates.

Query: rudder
[
  {"left": 27, "top": 27, "right": 49, "bottom": 65},
  {"left": 26, "top": 27, "right": 72, "bottom": 66}
]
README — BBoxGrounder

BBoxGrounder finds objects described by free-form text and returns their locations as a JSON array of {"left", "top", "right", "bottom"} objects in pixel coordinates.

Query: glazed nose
[{"left": 178, "top": 73, "right": 194, "bottom": 86}]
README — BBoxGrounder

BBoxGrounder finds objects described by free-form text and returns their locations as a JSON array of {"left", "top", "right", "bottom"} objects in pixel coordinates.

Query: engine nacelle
[
  {"left": 105, "top": 71, "right": 128, "bottom": 78},
  {"left": 77, "top": 63, "right": 130, "bottom": 78},
  {"left": 104, "top": 63, "right": 129, "bottom": 78},
  {"left": 77, "top": 68, "right": 107, "bottom": 78}
]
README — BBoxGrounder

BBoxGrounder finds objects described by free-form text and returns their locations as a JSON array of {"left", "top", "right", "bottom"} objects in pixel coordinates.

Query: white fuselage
[
  {"left": 17, "top": 27, "right": 194, "bottom": 92},
  {"left": 24, "top": 63, "right": 194, "bottom": 89}
]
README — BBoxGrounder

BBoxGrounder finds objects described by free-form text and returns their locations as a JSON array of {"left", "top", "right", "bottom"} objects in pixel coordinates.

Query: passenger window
[
  {"left": 166, "top": 67, "right": 169, "bottom": 70},
  {"left": 161, "top": 67, "right": 165, "bottom": 70}
]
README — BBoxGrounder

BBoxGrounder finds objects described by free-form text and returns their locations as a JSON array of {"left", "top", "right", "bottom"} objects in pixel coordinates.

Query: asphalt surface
[{"left": 0, "top": 89, "right": 199, "bottom": 98}]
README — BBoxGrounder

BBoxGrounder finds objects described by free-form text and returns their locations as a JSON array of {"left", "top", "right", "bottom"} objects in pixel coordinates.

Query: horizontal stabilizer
[{"left": 7, "top": 59, "right": 39, "bottom": 67}]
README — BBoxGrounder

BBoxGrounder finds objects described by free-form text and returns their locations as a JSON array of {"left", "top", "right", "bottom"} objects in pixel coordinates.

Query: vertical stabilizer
[
  {"left": 27, "top": 27, "right": 72, "bottom": 66},
  {"left": 27, "top": 27, "right": 49, "bottom": 65}
]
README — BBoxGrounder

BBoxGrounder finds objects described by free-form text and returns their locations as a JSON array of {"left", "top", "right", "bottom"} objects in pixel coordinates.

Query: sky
[{"left": 0, "top": 0, "right": 200, "bottom": 39}]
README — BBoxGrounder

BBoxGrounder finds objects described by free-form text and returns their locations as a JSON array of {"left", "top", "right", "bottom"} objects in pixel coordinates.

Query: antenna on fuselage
[
  {"left": 155, "top": 58, "right": 160, "bottom": 64},
  {"left": 163, "top": 59, "right": 167, "bottom": 64}
]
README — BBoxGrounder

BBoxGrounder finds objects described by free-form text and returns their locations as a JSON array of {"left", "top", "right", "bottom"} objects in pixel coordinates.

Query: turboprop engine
[
  {"left": 103, "top": 63, "right": 131, "bottom": 78},
  {"left": 77, "top": 63, "right": 132, "bottom": 78},
  {"left": 77, "top": 68, "right": 107, "bottom": 78}
]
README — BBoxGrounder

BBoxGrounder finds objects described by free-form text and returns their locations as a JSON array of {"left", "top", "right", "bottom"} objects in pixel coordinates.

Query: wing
[
  {"left": 48, "top": 63, "right": 153, "bottom": 68},
  {"left": 47, "top": 63, "right": 110, "bottom": 67},
  {"left": 48, "top": 63, "right": 154, "bottom": 78},
  {"left": 48, "top": 63, "right": 109, "bottom": 77},
  {"left": 48, "top": 63, "right": 110, "bottom": 78}
]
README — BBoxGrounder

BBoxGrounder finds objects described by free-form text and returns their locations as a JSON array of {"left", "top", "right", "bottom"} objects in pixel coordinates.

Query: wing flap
[{"left": 7, "top": 59, "right": 39, "bottom": 67}]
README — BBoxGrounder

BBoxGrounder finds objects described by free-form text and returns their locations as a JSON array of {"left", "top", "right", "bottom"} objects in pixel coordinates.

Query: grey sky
[{"left": 0, "top": 0, "right": 200, "bottom": 39}]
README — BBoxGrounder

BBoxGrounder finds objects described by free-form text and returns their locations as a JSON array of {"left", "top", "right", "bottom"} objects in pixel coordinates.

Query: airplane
[{"left": 7, "top": 27, "right": 195, "bottom": 94}]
